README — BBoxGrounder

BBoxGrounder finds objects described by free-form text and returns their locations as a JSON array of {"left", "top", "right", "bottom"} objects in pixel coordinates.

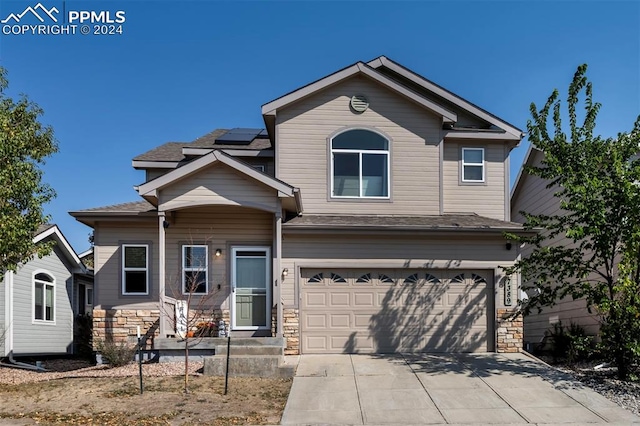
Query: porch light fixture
[
  {"left": 215, "top": 248, "right": 222, "bottom": 257},
  {"left": 282, "top": 268, "right": 289, "bottom": 277}
]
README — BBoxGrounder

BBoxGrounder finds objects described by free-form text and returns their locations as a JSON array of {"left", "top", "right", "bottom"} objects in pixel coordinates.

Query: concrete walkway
[{"left": 281, "top": 353, "right": 640, "bottom": 425}]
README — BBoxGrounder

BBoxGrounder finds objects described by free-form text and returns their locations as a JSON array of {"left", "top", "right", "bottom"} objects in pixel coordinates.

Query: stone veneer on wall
[
  {"left": 283, "top": 308, "right": 299, "bottom": 355},
  {"left": 93, "top": 309, "right": 160, "bottom": 349},
  {"left": 271, "top": 307, "right": 300, "bottom": 354},
  {"left": 93, "top": 308, "right": 231, "bottom": 350},
  {"left": 496, "top": 308, "right": 523, "bottom": 353}
]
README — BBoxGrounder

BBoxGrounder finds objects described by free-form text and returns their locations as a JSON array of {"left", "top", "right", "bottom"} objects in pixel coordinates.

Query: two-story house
[{"left": 71, "top": 56, "right": 527, "bottom": 355}]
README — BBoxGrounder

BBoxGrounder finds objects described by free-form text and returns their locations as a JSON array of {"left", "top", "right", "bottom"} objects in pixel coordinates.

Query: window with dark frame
[
  {"left": 183, "top": 245, "right": 208, "bottom": 294},
  {"left": 122, "top": 244, "right": 148, "bottom": 294}
]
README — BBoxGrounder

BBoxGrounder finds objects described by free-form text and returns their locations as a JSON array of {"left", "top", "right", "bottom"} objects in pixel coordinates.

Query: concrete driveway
[{"left": 281, "top": 353, "right": 640, "bottom": 425}]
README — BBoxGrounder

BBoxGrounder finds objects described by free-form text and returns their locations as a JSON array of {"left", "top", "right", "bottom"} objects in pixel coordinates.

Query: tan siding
[
  {"left": 237, "top": 157, "right": 275, "bottom": 177},
  {"left": 281, "top": 233, "right": 517, "bottom": 308},
  {"left": 277, "top": 76, "right": 441, "bottom": 215},
  {"left": 94, "top": 222, "right": 159, "bottom": 310},
  {"left": 159, "top": 163, "right": 277, "bottom": 212},
  {"left": 94, "top": 207, "right": 274, "bottom": 313},
  {"left": 443, "top": 141, "right": 506, "bottom": 220},
  {"left": 511, "top": 149, "right": 600, "bottom": 343},
  {"left": 163, "top": 206, "right": 273, "bottom": 310}
]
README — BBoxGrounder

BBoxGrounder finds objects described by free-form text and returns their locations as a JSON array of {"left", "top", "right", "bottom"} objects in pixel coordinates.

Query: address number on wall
[{"left": 504, "top": 277, "right": 513, "bottom": 306}]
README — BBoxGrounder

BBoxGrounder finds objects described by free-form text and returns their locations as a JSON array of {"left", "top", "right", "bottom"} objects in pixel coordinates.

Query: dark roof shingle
[
  {"left": 133, "top": 129, "right": 272, "bottom": 163},
  {"left": 73, "top": 200, "right": 156, "bottom": 214},
  {"left": 284, "top": 214, "right": 526, "bottom": 232}
]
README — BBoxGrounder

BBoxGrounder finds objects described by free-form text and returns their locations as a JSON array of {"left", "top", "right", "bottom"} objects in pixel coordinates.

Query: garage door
[{"left": 300, "top": 269, "right": 492, "bottom": 354}]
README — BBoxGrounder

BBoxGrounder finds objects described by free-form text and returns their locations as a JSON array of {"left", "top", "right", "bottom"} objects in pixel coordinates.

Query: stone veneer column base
[
  {"left": 496, "top": 308, "right": 523, "bottom": 353},
  {"left": 283, "top": 308, "right": 299, "bottom": 355}
]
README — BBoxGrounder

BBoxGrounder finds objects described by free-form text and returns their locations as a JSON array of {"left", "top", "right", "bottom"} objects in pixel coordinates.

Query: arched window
[
  {"left": 34, "top": 272, "right": 55, "bottom": 322},
  {"left": 331, "top": 129, "right": 389, "bottom": 198}
]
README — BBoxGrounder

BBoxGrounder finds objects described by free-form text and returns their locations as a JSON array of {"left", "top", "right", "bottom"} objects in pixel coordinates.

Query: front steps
[
  {"left": 203, "top": 337, "right": 295, "bottom": 378},
  {"left": 153, "top": 337, "right": 295, "bottom": 377}
]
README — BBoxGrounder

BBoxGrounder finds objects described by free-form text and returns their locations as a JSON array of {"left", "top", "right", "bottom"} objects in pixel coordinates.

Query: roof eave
[
  {"left": 132, "top": 160, "right": 180, "bottom": 169},
  {"left": 443, "top": 130, "right": 521, "bottom": 142},
  {"left": 33, "top": 225, "right": 84, "bottom": 270},
  {"left": 137, "top": 150, "right": 296, "bottom": 199},
  {"left": 282, "top": 225, "right": 534, "bottom": 236},
  {"left": 261, "top": 61, "right": 457, "bottom": 123},
  {"left": 369, "top": 56, "right": 524, "bottom": 139}
]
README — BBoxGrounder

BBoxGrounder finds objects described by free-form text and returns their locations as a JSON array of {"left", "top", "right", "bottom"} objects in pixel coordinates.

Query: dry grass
[{"left": 0, "top": 359, "right": 292, "bottom": 425}]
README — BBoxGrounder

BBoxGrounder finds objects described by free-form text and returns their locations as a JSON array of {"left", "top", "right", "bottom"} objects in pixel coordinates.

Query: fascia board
[
  {"left": 356, "top": 63, "right": 457, "bottom": 123},
  {"left": 132, "top": 161, "right": 179, "bottom": 169},
  {"left": 369, "top": 56, "right": 523, "bottom": 138}
]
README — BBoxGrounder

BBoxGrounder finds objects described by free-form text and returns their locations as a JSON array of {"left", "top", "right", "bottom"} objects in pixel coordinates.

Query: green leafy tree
[
  {"left": 506, "top": 64, "right": 640, "bottom": 379},
  {"left": 0, "top": 67, "right": 58, "bottom": 279}
]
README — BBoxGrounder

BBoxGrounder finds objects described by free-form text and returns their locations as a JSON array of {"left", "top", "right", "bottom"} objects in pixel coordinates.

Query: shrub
[
  {"left": 547, "top": 321, "right": 594, "bottom": 363},
  {"left": 74, "top": 314, "right": 93, "bottom": 359},
  {"left": 95, "top": 339, "right": 136, "bottom": 367}
]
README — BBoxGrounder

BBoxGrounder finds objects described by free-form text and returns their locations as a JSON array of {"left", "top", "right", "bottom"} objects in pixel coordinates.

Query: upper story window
[
  {"left": 34, "top": 272, "right": 54, "bottom": 322},
  {"left": 331, "top": 129, "right": 389, "bottom": 198},
  {"left": 182, "top": 245, "right": 208, "bottom": 294},
  {"left": 462, "top": 147, "right": 485, "bottom": 182},
  {"left": 122, "top": 244, "right": 149, "bottom": 295}
]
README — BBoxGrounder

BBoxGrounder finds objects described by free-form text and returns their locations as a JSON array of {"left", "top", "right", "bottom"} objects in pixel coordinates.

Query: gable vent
[{"left": 350, "top": 95, "right": 369, "bottom": 113}]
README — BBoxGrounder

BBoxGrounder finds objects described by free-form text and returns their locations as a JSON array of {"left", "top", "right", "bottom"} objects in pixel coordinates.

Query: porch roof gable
[{"left": 136, "top": 150, "right": 299, "bottom": 208}]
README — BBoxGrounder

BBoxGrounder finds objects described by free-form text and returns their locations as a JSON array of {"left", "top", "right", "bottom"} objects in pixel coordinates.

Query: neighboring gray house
[
  {"left": 510, "top": 146, "right": 600, "bottom": 346},
  {"left": 72, "top": 56, "right": 531, "bottom": 355},
  {"left": 1, "top": 225, "right": 91, "bottom": 356}
]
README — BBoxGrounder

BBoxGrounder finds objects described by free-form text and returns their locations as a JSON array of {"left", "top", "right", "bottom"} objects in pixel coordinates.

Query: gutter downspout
[
  {"left": 0, "top": 351, "right": 47, "bottom": 371},
  {"left": 275, "top": 206, "right": 283, "bottom": 338}
]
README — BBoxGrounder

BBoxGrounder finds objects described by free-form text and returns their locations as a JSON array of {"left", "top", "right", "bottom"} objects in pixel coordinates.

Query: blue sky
[{"left": 0, "top": 0, "right": 638, "bottom": 252}]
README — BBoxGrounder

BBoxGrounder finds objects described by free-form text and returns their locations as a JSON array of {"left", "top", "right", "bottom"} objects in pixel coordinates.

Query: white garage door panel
[{"left": 300, "top": 269, "right": 492, "bottom": 354}]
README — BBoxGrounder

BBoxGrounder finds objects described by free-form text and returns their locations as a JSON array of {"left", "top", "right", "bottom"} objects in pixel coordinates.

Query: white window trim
[
  {"left": 182, "top": 244, "right": 208, "bottom": 295},
  {"left": 330, "top": 130, "right": 390, "bottom": 199},
  {"left": 461, "top": 147, "right": 485, "bottom": 183},
  {"left": 122, "top": 244, "right": 149, "bottom": 295},
  {"left": 32, "top": 269, "right": 55, "bottom": 324}
]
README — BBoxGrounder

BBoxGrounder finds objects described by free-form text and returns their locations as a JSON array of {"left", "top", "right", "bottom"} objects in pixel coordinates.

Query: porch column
[
  {"left": 274, "top": 207, "right": 283, "bottom": 338},
  {"left": 158, "top": 211, "right": 166, "bottom": 337}
]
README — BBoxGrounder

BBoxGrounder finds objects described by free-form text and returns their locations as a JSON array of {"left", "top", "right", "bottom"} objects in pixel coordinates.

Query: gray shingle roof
[
  {"left": 36, "top": 223, "right": 56, "bottom": 235},
  {"left": 133, "top": 129, "right": 273, "bottom": 162},
  {"left": 133, "top": 142, "right": 186, "bottom": 162},
  {"left": 283, "top": 214, "right": 526, "bottom": 232},
  {"left": 73, "top": 200, "right": 156, "bottom": 214},
  {"left": 190, "top": 129, "right": 272, "bottom": 150}
]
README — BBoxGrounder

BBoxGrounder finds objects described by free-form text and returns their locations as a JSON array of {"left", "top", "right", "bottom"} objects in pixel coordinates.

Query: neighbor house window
[
  {"left": 122, "top": 244, "right": 149, "bottom": 295},
  {"left": 182, "top": 245, "right": 208, "bottom": 294},
  {"left": 462, "top": 148, "right": 485, "bottom": 182},
  {"left": 34, "top": 272, "right": 54, "bottom": 322},
  {"left": 331, "top": 129, "right": 389, "bottom": 198}
]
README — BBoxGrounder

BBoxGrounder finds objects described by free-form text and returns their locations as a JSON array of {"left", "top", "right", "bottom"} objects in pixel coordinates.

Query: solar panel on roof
[
  {"left": 215, "top": 128, "right": 263, "bottom": 145},
  {"left": 258, "top": 129, "right": 269, "bottom": 138}
]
